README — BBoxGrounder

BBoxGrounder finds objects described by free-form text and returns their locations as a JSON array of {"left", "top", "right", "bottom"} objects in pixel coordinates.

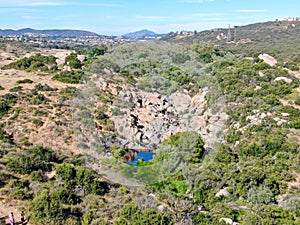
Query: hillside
[
  {"left": 163, "top": 20, "right": 300, "bottom": 61},
  {"left": 0, "top": 28, "right": 99, "bottom": 37},
  {"left": 1, "top": 21, "right": 300, "bottom": 224}
]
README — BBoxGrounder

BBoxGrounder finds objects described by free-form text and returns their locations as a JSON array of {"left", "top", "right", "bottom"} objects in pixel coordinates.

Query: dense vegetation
[
  {"left": 1, "top": 24, "right": 300, "bottom": 224},
  {"left": 2, "top": 53, "right": 58, "bottom": 72}
]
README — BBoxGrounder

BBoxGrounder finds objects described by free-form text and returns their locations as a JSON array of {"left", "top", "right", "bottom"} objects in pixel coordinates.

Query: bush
[
  {"left": 65, "top": 53, "right": 82, "bottom": 69},
  {"left": 295, "top": 95, "right": 300, "bottom": 105},
  {"left": 114, "top": 203, "right": 174, "bottom": 225},
  {"left": 7, "top": 146, "right": 57, "bottom": 174},
  {"left": 16, "top": 79, "right": 33, "bottom": 84},
  {"left": 9, "top": 86, "right": 23, "bottom": 92},
  {"left": 2, "top": 53, "right": 57, "bottom": 72},
  {"left": 53, "top": 70, "right": 84, "bottom": 84},
  {"left": 0, "top": 93, "right": 17, "bottom": 117},
  {"left": 162, "top": 131, "right": 205, "bottom": 163}
]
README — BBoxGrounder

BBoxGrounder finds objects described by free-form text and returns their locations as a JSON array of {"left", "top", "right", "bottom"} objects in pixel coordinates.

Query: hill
[
  {"left": 1, "top": 21, "right": 300, "bottom": 224},
  {"left": 0, "top": 28, "right": 99, "bottom": 37},
  {"left": 122, "top": 29, "right": 160, "bottom": 38},
  {"left": 163, "top": 20, "right": 300, "bottom": 61}
]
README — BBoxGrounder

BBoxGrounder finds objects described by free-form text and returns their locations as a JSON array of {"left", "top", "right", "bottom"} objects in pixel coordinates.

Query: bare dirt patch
[
  {"left": 0, "top": 198, "right": 29, "bottom": 225},
  {"left": 0, "top": 69, "right": 80, "bottom": 95}
]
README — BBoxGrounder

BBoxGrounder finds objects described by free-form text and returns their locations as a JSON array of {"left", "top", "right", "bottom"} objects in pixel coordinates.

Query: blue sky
[{"left": 0, "top": 0, "right": 299, "bottom": 35}]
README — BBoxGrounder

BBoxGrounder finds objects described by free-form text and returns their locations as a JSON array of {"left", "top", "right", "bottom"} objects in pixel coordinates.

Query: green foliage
[
  {"left": 2, "top": 53, "right": 57, "bottom": 72},
  {"left": 193, "top": 212, "right": 222, "bottom": 224},
  {"left": 9, "top": 86, "right": 23, "bottom": 92},
  {"left": 53, "top": 70, "right": 84, "bottom": 84},
  {"left": 56, "top": 163, "right": 109, "bottom": 196},
  {"left": 114, "top": 203, "right": 174, "bottom": 225},
  {"left": 8, "top": 179, "right": 33, "bottom": 200},
  {"left": 16, "top": 78, "right": 34, "bottom": 84},
  {"left": 65, "top": 53, "right": 82, "bottom": 69},
  {"left": 0, "top": 85, "right": 4, "bottom": 90},
  {"left": 24, "top": 91, "right": 49, "bottom": 105},
  {"left": 194, "top": 43, "right": 224, "bottom": 63},
  {"left": 162, "top": 131, "right": 205, "bottom": 163},
  {"left": 95, "top": 105, "right": 109, "bottom": 121},
  {"left": 29, "top": 189, "right": 68, "bottom": 225},
  {"left": 89, "top": 58, "right": 120, "bottom": 73},
  {"left": 0, "top": 93, "right": 17, "bottom": 117},
  {"left": 75, "top": 45, "right": 107, "bottom": 58},
  {"left": 0, "top": 124, "right": 13, "bottom": 143},
  {"left": 295, "top": 95, "right": 300, "bottom": 106},
  {"left": 30, "top": 171, "right": 45, "bottom": 182},
  {"left": 81, "top": 213, "right": 92, "bottom": 225},
  {"left": 242, "top": 205, "right": 296, "bottom": 225},
  {"left": 172, "top": 53, "right": 191, "bottom": 64},
  {"left": 34, "top": 83, "right": 57, "bottom": 91},
  {"left": 59, "top": 86, "right": 78, "bottom": 101},
  {"left": 247, "top": 185, "right": 275, "bottom": 205},
  {"left": 7, "top": 146, "right": 57, "bottom": 174}
]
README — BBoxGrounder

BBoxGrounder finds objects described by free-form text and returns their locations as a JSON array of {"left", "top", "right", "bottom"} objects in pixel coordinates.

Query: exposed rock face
[
  {"left": 108, "top": 84, "right": 227, "bottom": 150},
  {"left": 258, "top": 53, "right": 277, "bottom": 66}
]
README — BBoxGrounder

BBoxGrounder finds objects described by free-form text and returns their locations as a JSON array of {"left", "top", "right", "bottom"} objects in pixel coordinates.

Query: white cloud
[
  {"left": 235, "top": 9, "right": 268, "bottom": 13},
  {"left": 0, "top": 1, "right": 122, "bottom": 7},
  {"left": 29, "top": 1, "right": 66, "bottom": 6},
  {"left": 70, "top": 2, "right": 122, "bottom": 7},
  {"left": 0, "top": 0, "right": 66, "bottom": 6}
]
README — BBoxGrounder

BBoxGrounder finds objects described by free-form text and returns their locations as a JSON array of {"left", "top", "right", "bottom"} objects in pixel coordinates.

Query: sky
[{"left": 0, "top": 0, "right": 299, "bottom": 35}]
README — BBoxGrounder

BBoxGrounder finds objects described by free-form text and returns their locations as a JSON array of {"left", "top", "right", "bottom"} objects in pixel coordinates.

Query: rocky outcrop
[
  {"left": 84, "top": 74, "right": 228, "bottom": 152},
  {"left": 110, "top": 85, "right": 227, "bottom": 150},
  {"left": 258, "top": 53, "right": 277, "bottom": 66}
]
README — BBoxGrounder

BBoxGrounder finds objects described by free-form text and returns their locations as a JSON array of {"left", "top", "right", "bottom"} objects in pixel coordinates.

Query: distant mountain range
[
  {"left": 0, "top": 28, "right": 99, "bottom": 37},
  {"left": 122, "top": 29, "right": 162, "bottom": 38}
]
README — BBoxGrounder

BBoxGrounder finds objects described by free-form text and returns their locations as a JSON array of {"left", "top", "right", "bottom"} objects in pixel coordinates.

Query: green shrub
[
  {"left": 7, "top": 146, "right": 57, "bottom": 174},
  {"left": 65, "top": 53, "right": 82, "bottom": 69},
  {"left": 162, "top": 131, "right": 205, "bottom": 163},
  {"left": 9, "top": 86, "right": 23, "bottom": 92},
  {"left": 295, "top": 95, "right": 300, "bottom": 105},
  {"left": 16, "top": 79, "right": 33, "bottom": 84},
  {"left": 114, "top": 203, "right": 174, "bottom": 225},
  {"left": 2, "top": 53, "right": 57, "bottom": 72},
  {"left": 53, "top": 70, "right": 84, "bottom": 84}
]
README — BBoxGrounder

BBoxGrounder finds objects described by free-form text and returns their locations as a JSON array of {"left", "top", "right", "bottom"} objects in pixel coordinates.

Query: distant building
[{"left": 276, "top": 17, "right": 300, "bottom": 22}]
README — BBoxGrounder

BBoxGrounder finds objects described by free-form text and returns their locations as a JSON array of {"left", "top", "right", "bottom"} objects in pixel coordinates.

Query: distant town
[
  {"left": 0, "top": 30, "right": 163, "bottom": 46},
  {"left": 276, "top": 17, "right": 300, "bottom": 22}
]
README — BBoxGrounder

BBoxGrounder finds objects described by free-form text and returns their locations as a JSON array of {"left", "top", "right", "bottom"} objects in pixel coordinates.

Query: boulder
[
  {"left": 258, "top": 54, "right": 277, "bottom": 66},
  {"left": 77, "top": 54, "right": 86, "bottom": 63},
  {"left": 219, "top": 218, "right": 233, "bottom": 225},
  {"left": 215, "top": 188, "right": 230, "bottom": 197},
  {"left": 157, "top": 205, "right": 165, "bottom": 212},
  {"left": 274, "top": 77, "right": 293, "bottom": 84}
]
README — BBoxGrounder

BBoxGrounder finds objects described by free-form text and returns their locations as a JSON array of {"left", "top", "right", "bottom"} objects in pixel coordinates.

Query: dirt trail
[{"left": 0, "top": 198, "right": 29, "bottom": 225}]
